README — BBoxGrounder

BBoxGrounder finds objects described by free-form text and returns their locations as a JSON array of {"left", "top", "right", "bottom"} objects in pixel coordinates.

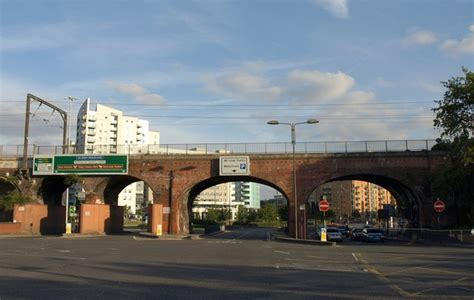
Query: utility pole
[
  {"left": 64, "top": 96, "right": 77, "bottom": 234},
  {"left": 22, "top": 94, "right": 67, "bottom": 173}
]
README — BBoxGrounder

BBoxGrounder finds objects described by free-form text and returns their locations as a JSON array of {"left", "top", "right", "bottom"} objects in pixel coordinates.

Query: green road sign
[
  {"left": 33, "top": 155, "right": 128, "bottom": 175},
  {"left": 33, "top": 156, "right": 54, "bottom": 175}
]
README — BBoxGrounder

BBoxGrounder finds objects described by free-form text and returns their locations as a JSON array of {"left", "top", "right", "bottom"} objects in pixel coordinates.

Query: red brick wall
[
  {"left": 79, "top": 204, "right": 110, "bottom": 234},
  {"left": 0, "top": 222, "right": 22, "bottom": 234},
  {"left": 13, "top": 204, "right": 48, "bottom": 234}
]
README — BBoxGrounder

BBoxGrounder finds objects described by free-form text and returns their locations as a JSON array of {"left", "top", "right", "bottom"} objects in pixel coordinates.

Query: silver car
[{"left": 326, "top": 227, "right": 343, "bottom": 242}]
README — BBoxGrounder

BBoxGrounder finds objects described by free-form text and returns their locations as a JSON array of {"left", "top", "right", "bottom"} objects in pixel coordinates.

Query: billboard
[{"left": 33, "top": 154, "right": 128, "bottom": 175}]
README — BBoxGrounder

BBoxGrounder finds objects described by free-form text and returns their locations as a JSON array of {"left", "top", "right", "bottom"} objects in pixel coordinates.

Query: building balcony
[
  {"left": 87, "top": 130, "right": 96, "bottom": 136},
  {"left": 110, "top": 120, "right": 118, "bottom": 125},
  {"left": 86, "top": 137, "right": 95, "bottom": 143}
]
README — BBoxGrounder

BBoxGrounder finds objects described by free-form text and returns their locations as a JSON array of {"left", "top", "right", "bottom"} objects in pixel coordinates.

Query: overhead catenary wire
[{"left": 0, "top": 99, "right": 436, "bottom": 106}]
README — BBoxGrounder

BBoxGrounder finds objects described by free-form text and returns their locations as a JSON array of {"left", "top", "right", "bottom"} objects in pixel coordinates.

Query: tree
[
  {"left": 433, "top": 67, "right": 473, "bottom": 141},
  {"left": 258, "top": 203, "right": 279, "bottom": 225},
  {"left": 235, "top": 205, "right": 249, "bottom": 224},
  {"left": 204, "top": 208, "right": 221, "bottom": 224},
  {"left": 278, "top": 205, "right": 288, "bottom": 222},
  {"left": 432, "top": 67, "right": 474, "bottom": 225},
  {"left": 351, "top": 210, "right": 361, "bottom": 219},
  {"left": 0, "top": 190, "right": 32, "bottom": 211}
]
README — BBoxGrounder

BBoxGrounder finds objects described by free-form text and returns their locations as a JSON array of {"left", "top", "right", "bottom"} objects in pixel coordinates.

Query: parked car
[
  {"left": 337, "top": 226, "right": 348, "bottom": 237},
  {"left": 361, "top": 228, "right": 385, "bottom": 243},
  {"left": 350, "top": 228, "right": 363, "bottom": 241},
  {"left": 326, "top": 227, "right": 343, "bottom": 242}
]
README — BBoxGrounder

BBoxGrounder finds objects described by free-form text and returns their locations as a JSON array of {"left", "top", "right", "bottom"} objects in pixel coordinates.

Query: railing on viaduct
[{"left": 0, "top": 139, "right": 437, "bottom": 157}]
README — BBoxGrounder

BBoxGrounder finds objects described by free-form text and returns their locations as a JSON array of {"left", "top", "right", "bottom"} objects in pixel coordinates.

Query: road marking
[
  {"left": 58, "top": 249, "right": 71, "bottom": 253},
  {"left": 286, "top": 257, "right": 343, "bottom": 263},
  {"left": 412, "top": 277, "right": 469, "bottom": 296},
  {"left": 352, "top": 253, "right": 359, "bottom": 262},
  {"left": 274, "top": 250, "right": 290, "bottom": 255},
  {"left": 0, "top": 252, "right": 86, "bottom": 260},
  {"left": 418, "top": 267, "right": 473, "bottom": 276},
  {"left": 355, "top": 253, "right": 413, "bottom": 298}
]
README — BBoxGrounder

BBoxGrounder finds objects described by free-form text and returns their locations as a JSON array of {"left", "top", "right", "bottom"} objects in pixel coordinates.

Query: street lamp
[
  {"left": 267, "top": 118, "right": 319, "bottom": 239},
  {"left": 64, "top": 96, "right": 77, "bottom": 234}
]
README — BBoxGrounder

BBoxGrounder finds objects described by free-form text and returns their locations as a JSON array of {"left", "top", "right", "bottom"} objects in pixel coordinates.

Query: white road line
[
  {"left": 274, "top": 250, "right": 290, "bottom": 255},
  {"left": 0, "top": 252, "right": 86, "bottom": 260},
  {"left": 352, "top": 253, "right": 359, "bottom": 262}
]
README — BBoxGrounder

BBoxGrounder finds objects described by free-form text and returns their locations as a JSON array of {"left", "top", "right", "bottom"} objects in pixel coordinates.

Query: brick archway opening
[
  {"left": 309, "top": 174, "right": 423, "bottom": 229},
  {"left": 103, "top": 175, "right": 155, "bottom": 234},
  {"left": 0, "top": 175, "right": 19, "bottom": 222},
  {"left": 183, "top": 176, "right": 288, "bottom": 235}
]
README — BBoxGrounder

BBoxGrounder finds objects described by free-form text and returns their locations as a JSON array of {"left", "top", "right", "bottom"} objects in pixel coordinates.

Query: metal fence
[
  {"left": 386, "top": 228, "right": 474, "bottom": 245},
  {"left": 0, "top": 139, "right": 438, "bottom": 157}
]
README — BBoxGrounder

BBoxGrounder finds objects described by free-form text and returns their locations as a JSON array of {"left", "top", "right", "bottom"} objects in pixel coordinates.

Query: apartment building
[
  {"left": 309, "top": 181, "right": 395, "bottom": 219},
  {"left": 351, "top": 181, "right": 396, "bottom": 215},
  {"left": 309, "top": 181, "right": 353, "bottom": 218},
  {"left": 75, "top": 99, "right": 159, "bottom": 213},
  {"left": 193, "top": 182, "right": 261, "bottom": 220}
]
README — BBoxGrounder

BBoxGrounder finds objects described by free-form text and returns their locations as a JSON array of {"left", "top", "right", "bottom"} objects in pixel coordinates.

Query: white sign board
[{"left": 219, "top": 156, "right": 250, "bottom": 176}]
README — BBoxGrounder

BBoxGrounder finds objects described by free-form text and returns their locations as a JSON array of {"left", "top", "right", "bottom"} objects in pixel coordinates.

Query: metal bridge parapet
[{"left": 0, "top": 139, "right": 438, "bottom": 157}]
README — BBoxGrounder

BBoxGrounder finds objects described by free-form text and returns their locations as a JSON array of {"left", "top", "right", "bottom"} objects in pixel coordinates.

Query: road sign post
[
  {"left": 319, "top": 197, "right": 330, "bottom": 229},
  {"left": 433, "top": 199, "right": 445, "bottom": 213},
  {"left": 433, "top": 198, "right": 445, "bottom": 229}
]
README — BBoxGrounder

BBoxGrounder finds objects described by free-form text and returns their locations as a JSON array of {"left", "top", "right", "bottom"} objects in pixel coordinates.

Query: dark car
[
  {"left": 361, "top": 228, "right": 385, "bottom": 243},
  {"left": 350, "top": 228, "right": 363, "bottom": 241}
]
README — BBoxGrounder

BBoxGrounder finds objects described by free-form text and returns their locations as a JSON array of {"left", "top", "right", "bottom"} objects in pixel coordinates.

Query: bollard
[{"left": 156, "top": 224, "right": 162, "bottom": 236}]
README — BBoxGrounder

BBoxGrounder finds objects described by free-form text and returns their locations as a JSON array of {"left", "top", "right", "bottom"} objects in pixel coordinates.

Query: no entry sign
[
  {"left": 433, "top": 199, "right": 445, "bottom": 213},
  {"left": 319, "top": 200, "right": 330, "bottom": 212}
]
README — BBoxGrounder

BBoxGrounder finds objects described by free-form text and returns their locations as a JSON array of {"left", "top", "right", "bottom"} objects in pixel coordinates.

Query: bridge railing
[{"left": 0, "top": 140, "right": 438, "bottom": 157}]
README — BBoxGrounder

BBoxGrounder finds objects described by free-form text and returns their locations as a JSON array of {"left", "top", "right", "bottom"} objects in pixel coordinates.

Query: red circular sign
[
  {"left": 433, "top": 199, "right": 445, "bottom": 213},
  {"left": 319, "top": 200, "right": 330, "bottom": 212}
]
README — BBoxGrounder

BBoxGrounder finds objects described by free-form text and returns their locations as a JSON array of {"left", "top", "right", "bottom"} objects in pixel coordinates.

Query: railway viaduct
[{"left": 0, "top": 150, "right": 448, "bottom": 237}]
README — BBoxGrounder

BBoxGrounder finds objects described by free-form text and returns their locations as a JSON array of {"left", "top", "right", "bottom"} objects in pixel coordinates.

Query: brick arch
[
  {"left": 304, "top": 174, "right": 424, "bottom": 227},
  {"left": 41, "top": 176, "right": 68, "bottom": 206},
  {"left": 176, "top": 175, "right": 289, "bottom": 234},
  {"left": 103, "top": 175, "right": 141, "bottom": 206}
]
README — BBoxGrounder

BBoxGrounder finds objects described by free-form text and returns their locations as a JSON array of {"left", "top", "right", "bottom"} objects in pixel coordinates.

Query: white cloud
[
  {"left": 405, "top": 30, "right": 437, "bottom": 45},
  {"left": 110, "top": 83, "right": 148, "bottom": 96},
  {"left": 287, "top": 70, "right": 355, "bottom": 102},
  {"left": 438, "top": 25, "right": 474, "bottom": 55},
  {"left": 313, "top": 0, "right": 349, "bottom": 18},
  {"left": 440, "top": 36, "right": 474, "bottom": 55},
  {"left": 206, "top": 73, "right": 285, "bottom": 101},
  {"left": 106, "top": 82, "right": 166, "bottom": 105}
]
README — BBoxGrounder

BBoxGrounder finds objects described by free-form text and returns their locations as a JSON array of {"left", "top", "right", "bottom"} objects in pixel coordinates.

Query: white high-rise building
[
  {"left": 192, "top": 182, "right": 261, "bottom": 220},
  {"left": 233, "top": 182, "right": 260, "bottom": 209},
  {"left": 76, "top": 99, "right": 159, "bottom": 213}
]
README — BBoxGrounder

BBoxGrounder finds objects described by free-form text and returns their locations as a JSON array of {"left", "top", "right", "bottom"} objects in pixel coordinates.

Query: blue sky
[{"left": 1, "top": 0, "right": 473, "bottom": 146}]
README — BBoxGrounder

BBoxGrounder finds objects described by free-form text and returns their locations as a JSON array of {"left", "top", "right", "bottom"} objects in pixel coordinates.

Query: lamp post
[
  {"left": 64, "top": 96, "right": 77, "bottom": 234},
  {"left": 267, "top": 119, "right": 319, "bottom": 239}
]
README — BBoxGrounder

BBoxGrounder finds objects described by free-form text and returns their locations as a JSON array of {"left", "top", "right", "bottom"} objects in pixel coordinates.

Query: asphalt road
[{"left": 0, "top": 227, "right": 472, "bottom": 299}]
